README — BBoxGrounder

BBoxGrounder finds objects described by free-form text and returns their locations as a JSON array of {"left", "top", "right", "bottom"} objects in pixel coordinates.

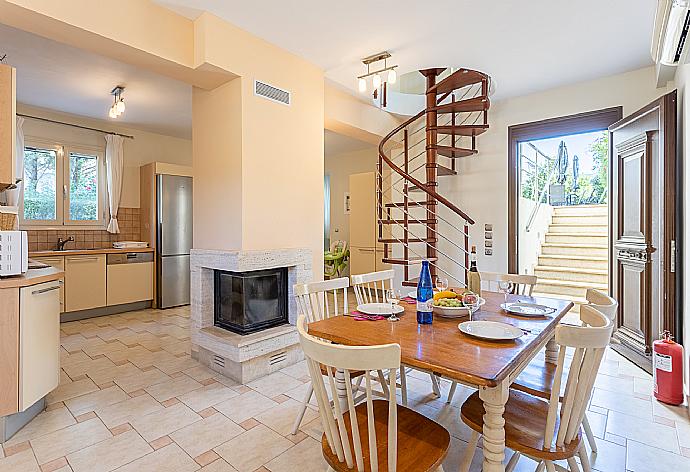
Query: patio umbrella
[
  {"left": 556, "top": 140, "right": 568, "bottom": 184},
  {"left": 572, "top": 154, "right": 580, "bottom": 191}
]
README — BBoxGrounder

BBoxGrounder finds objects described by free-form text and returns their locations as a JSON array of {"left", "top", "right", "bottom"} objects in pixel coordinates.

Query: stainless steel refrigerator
[{"left": 156, "top": 174, "right": 193, "bottom": 308}]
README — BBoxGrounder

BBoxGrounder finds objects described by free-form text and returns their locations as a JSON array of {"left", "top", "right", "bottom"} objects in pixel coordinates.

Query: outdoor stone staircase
[{"left": 532, "top": 204, "right": 608, "bottom": 312}]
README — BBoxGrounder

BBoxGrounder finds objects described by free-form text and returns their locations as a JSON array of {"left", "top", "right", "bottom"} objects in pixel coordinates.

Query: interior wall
[
  {"left": 18, "top": 104, "right": 192, "bottom": 209},
  {"left": 438, "top": 66, "right": 672, "bottom": 281},
  {"left": 324, "top": 147, "right": 378, "bottom": 247}
]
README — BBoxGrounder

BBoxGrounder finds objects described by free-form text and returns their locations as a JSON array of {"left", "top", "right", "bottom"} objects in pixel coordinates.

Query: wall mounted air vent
[{"left": 254, "top": 80, "right": 291, "bottom": 106}]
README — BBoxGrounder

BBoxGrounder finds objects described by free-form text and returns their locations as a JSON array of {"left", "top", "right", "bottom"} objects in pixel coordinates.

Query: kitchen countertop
[
  {"left": 30, "top": 247, "right": 154, "bottom": 257},
  {"left": 0, "top": 267, "right": 64, "bottom": 289}
]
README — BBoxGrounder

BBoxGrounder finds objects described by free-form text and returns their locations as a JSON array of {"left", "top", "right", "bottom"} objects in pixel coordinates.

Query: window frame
[{"left": 20, "top": 138, "right": 108, "bottom": 230}]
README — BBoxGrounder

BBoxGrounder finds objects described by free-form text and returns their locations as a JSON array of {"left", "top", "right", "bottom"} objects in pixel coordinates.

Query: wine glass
[
  {"left": 385, "top": 288, "right": 401, "bottom": 322},
  {"left": 462, "top": 292, "right": 481, "bottom": 321},
  {"left": 435, "top": 276, "right": 449, "bottom": 293},
  {"left": 498, "top": 280, "right": 514, "bottom": 305}
]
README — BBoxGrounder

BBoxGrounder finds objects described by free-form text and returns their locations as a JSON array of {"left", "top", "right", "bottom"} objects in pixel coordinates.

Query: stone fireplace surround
[{"left": 190, "top": 248, "right": 312, "bottom": 383}]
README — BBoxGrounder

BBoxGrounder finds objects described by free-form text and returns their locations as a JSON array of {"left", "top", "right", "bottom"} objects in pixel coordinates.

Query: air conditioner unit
[{"left": 652, "top": 0, "right": 690, "bottom": 86}]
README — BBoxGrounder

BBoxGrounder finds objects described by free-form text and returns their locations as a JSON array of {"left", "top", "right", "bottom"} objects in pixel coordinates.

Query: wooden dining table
[{"left": 308, "top": 291, "right": 573, "bottom": 472}]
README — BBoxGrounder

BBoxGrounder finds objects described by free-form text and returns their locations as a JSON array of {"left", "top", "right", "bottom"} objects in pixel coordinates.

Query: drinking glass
[
  {"left": 462, "top": 292, "right": 481, "bottom": 321},
  {"left": 385, "top": 288, "right": 401, "bottom": 322},
  {"left": 435, "top": 276, "right": 449, "bottom": 292},
  {"left": 498, "top": 280, "right": 514, "bottom": 305}
]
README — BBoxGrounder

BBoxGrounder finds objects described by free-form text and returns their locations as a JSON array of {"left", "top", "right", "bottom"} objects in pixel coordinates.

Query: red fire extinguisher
[{"left": 653, "top": 331, "right": 684, "bottom": 405}]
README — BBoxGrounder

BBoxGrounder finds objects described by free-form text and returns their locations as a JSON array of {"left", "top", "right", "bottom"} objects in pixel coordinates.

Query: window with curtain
[{"left": 20, "top": 140, "right": 106, "bottom": 227}]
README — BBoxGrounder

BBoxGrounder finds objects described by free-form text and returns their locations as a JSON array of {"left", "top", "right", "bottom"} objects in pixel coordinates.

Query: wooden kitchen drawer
[
  {"left": 32, "top": 256, "right": 65, "bottom": 312},
  {"left": 64, "top": 254, "right": 106, "bottom": 312}
]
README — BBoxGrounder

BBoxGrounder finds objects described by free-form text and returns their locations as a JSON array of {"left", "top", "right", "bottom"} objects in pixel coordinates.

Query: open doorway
[{"left": 508, "top": 107, "right": 622, "bottom": 315}]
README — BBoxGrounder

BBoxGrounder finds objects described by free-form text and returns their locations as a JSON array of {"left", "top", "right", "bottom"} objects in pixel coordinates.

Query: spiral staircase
[{"left": 377, "top": 68, "right": 491, "bottom": 287}]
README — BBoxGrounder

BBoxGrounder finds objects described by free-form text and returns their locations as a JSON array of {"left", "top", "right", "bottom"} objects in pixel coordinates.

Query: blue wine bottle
[{"left": 417, "top": 260, "right": 433, "bottom": 324}]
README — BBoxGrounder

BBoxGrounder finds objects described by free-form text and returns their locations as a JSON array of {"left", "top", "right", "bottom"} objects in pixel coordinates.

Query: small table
[{"left": 308, "top": 291, "right": 573, "bottom": 472}]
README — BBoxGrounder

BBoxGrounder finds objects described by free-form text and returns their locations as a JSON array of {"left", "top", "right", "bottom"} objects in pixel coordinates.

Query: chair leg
[
  {"left": 582, "top": 413, "right": 598, "bottom": 453},
  {"left": 506, "top": 451, "right": 521, "bottom": 472},
  {"left": 534, "top": 461, "right": 546, "bottom": 472},
  {"left": 376, "top": 370, "right": 390, "bottom": 396},
  {"left": 291, "top": 383, "right": 313, "bottom": 435},
  {"left": 400, "top": 367, "right": 408, "bottom": 406},
  {"left": 545, "top": 461, "right": 557, "bottom": 472},
  {"left": 447, "top": 381, "right": 457, "bottom": 404},
  {"left": 566, "top": 457, "right": 581, "bottom": 472},
  {"left": 354, "top": 375, "right": 364, "bottom": 393},
  {"left": 579, "top": 444, "right": 592, "bottom": 472},
  {"left": 430, "top": 373, "right": 441, "bottom": 397},
  {"left": 459, "top": 430, "right": 479, "bottom": 472}
]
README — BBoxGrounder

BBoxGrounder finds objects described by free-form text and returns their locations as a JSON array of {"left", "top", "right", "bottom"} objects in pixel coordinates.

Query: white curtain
[
  {"left": 7, "top": 116, "right": 24, "bottom": 207},
  {"left": 105, "top": 134, "right": 124, "bottom": 233}
]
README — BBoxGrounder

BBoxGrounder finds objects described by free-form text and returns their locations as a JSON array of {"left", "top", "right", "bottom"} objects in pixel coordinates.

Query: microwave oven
[{"left": 0, "top": 230, "right": 28, "bottom": 276}]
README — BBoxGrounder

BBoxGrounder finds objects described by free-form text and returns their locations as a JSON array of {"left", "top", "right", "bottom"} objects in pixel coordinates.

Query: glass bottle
[{"left": 417, "top": 260, "right": 434, "bottom": 324}]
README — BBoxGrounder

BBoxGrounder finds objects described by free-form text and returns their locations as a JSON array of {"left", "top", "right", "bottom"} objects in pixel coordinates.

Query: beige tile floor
[{"left": 1, "top": 306, "right": 689, "bottom": 472}]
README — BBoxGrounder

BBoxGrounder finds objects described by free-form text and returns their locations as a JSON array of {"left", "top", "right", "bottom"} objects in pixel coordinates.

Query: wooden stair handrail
[{"left": 378, "top": 110, "right": 476, "bottom": 225}]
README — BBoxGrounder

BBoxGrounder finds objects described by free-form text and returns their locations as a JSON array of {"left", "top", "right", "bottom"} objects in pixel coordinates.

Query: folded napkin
[
  {"left": 401, "top": 297, "right": 416, "bottom": 304},
  {"left": 349, "top": 311, "right": 385, "bottom": 321}
]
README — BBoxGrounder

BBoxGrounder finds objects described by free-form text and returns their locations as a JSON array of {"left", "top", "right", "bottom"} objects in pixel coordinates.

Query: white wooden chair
[
  {"left": 585, "top": 288, "right": 618, "bottom": 323},
  {"left": 292, "top": 277, "right": 387, "bottom": 435},
  {"left": 481, "top": 272, "right": 538, "bottom": 295},
  {"left": 446, "top": 272, "right": 538, "bottom": 404},
  {"left": 459, "top": 305, "right": 614, "bottom": 472},
  {"left": 351, "top": 270, "right": 443, "bottom": 403},
  {"left": 296, "top": 315, "right": 451, "bottom": 472}
]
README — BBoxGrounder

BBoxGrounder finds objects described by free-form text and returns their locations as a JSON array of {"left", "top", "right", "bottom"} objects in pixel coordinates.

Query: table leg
[
  {"left": 545, "top": 335, "right": 559, "bottom": 365},
  {"left": 479, "top": 379, "right": 509, "bottom": 472},
  {"left": 334, "top": 369, "right": 348, "bottom": 411}
]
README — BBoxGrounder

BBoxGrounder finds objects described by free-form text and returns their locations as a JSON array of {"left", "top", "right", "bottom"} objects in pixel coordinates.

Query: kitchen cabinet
[
  {"left": 64, "top": 254, "right": 106, "bottom": 312},
  {"left": 31, "top": 257, "right": 65, "bottom": 312},
  {"left": 0, "top": 63, "right": 16, "bottom": 191},
  {"left": 349, "top": 172, "right": 390, "bottom": 275},
  {"left": 19, "top": 281, "right": 60, "bottom": 410}
]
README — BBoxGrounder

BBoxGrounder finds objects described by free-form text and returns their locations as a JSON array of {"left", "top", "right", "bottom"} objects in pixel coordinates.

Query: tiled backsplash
[{"left": 26, "top": 207, "right": 141, "bottom": 252}]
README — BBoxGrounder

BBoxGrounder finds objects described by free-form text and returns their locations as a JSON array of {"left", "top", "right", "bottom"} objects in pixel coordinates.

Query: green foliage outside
[{"left": 520, "top": 132, "right": 608, "bottom": 205}]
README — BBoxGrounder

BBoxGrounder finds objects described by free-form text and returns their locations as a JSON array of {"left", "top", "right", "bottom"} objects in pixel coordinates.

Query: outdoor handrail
[{"left": 525, "top": 144, "right": 560, "bottom": 232}]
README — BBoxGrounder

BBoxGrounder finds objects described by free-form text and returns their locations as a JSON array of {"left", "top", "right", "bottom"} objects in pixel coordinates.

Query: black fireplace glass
[{"left": 214, "top": 268, "right": 288, "bottom": 335}]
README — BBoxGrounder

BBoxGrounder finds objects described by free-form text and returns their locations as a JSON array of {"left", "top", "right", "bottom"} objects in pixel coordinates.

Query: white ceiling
[
  {"left": 0, "top": 24, "right": 192, "bottom": 139},
  {"left": 157, "top": 0, "right": 656, "bottom": 101},
  {"left": 325, "top": 130, "right": 374, "bottom": 156}
]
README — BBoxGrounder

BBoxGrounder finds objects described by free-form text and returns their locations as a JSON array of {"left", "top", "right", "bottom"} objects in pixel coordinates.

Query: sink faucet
[{"left": 56, "top": 236, "right": 75, "bottom": 251}]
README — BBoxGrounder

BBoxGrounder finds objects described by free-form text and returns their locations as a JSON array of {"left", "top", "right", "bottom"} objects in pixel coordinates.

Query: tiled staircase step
[
  {"left": 534, "top": 278, "right": 608, "bottom": 298},
  {"left": 541, "top": 243, "right": 608, "bottom": 257},
  {"left": 552, "top": 204, "right": 608, "bottom": 217},
  {"left": 534, "top": 265, "right": 608, "bottom": 284},
  {"left": 538, "top": 255, "right": 608, "bottom": 270},
  {"left": 551, "top": 215, "right": 608, "bottom": 225},
  {"left": 544, "top": 233, "right": 608, "bottom": 244},
  {"left": 548, "top": 224, "right": 608, "bottom": 234}
]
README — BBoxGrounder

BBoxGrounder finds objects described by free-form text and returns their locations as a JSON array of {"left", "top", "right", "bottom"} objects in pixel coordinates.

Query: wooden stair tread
[
  {"left": 322, "top": 400, "right": 450, "bottom": 472},
  {"left": 428, "top": 124, "right": 489, "bottom": 136},
  {"left": 460, "top": 389, "right": 581, "bottom": 461},
  {"left": 428, "top": 68, "right": 488, "bottom": 95},
  {"left": 432, "top": 97, "right": 490, "bottom": 114},
  {"left": 382, "top": 258, "right": 438, "bottom": 265},
  {"left": 402, "top": 278, "right": 419, "bottom": 287},
  {"left": 437, "top": 164, "right": 457, "bottom": 176},
  {"left": 431, "top": 145, "right": 478, "bottom": 159}
]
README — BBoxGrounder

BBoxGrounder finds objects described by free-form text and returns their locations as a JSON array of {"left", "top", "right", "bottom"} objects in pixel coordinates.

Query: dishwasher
[{"left": 106, "top": 252, "right": 154, "bottom": 306}]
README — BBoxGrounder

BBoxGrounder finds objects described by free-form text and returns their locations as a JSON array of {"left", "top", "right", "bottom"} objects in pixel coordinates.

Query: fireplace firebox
[{"left": 214, "top": 267, "right": 288, "bottom": 335}]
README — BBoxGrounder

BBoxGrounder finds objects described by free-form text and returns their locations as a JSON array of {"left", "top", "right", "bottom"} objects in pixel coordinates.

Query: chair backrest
[
  {"left": 294, "top": 277, "right": 349, "bottom": 323},
  {"left": 585, "top": 288, "right": 618, "bottom": 323},
  {"left": 297, "top": 315, "right": 400, "bottom": 472},
  {"left": 351, "top": 269, "right": 395, "bottom": 305},
  {"left": 543, "top": 305, "right": 614, "bottom": 449},
  {"left": 481, "top": 272, "right": 537, "bottom": 296}
]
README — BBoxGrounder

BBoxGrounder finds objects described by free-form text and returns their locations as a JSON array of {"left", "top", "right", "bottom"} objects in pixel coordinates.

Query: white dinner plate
[
  {"left": 357, "top": 303, "right": 405, "bottom": 316},
  {"left": 458, "top": 320, "right": 523, "bottom": 341},
  {"left": 500, "top": 302, "right": 555, "bottom": 317}
]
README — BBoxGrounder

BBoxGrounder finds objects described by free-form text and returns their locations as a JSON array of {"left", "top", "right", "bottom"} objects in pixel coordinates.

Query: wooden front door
[{"left": 609, "top": 90, "right": 679, "bottom": 372}]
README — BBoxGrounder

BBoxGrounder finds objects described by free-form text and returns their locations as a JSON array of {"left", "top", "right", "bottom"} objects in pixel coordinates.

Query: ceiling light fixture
[
  {"left": 109, "top": 86, "right": 126, "bottom": 119},
  {"left": 357, "top": 51, "right": 398, "bottom": 93}
]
